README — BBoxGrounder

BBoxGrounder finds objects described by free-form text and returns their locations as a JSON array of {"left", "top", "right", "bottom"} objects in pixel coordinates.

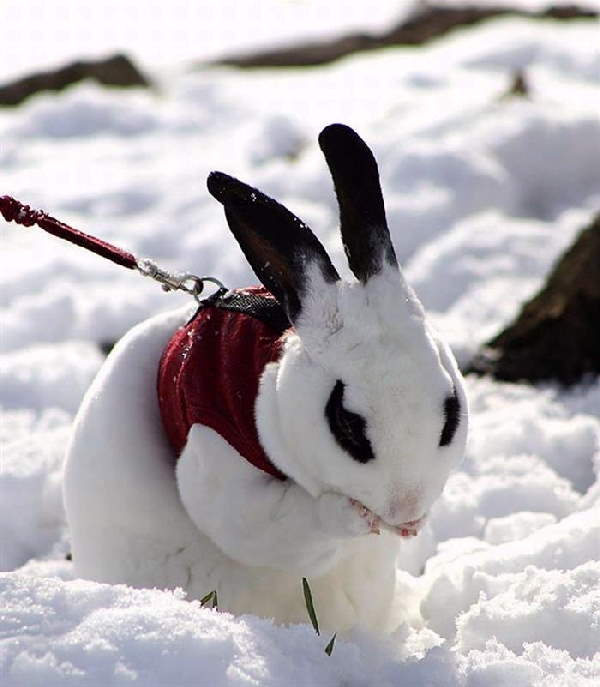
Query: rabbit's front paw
[{"left": 317, "top": 492, "right": 382, "bottom": 538}]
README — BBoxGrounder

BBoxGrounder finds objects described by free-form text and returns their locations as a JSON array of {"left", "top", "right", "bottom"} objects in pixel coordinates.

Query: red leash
[
  {"left": 1, "top": 195, "right": 137, "bottom": 269},
  {"left": 0, "top": 195, "right": 226, "bottom": 299}
]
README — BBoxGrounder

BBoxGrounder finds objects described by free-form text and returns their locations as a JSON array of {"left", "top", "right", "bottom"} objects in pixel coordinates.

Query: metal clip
[{"left": 137, "top": 258, "right": 226, "bottom": 302}]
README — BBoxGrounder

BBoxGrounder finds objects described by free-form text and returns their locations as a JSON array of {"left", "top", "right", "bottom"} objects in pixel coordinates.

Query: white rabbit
[{"left": 64, "top": 124, "right": 468, "bottom": 634}]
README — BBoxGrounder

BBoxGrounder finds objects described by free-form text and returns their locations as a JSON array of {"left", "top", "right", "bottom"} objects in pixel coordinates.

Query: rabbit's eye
[
  {"left": 439, "top": 393, "right": 460, "bottom": 447},
  {"left": 325, "top": 380, "right": 375, "bottom": 463}
]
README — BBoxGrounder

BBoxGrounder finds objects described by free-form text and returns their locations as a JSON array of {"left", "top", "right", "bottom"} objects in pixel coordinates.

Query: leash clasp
[{"left": 137, "top": 259, "right": 226, "bottom": 302}]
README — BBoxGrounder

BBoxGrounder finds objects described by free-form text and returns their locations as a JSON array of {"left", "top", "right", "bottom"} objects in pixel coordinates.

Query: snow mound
[
  {"left": 0, "top": 575, "right": 443, "bottom": 687},
  {"left": 0, "top": 343, "right": 104, "bottom": 413},
  {"left": 0, "top": 410, "right": 71, "bottom": 572},
  {"left": 2, "top": 570, "right": 598, "bottom": 686}
]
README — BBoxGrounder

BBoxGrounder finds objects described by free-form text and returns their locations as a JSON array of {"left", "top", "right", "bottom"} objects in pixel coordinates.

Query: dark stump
[
  {"left": 0, "top": 53, "right": 150, "bottom": 107},
  {"left": 468, "top": 213, "right": 600, "bottom": 386}
]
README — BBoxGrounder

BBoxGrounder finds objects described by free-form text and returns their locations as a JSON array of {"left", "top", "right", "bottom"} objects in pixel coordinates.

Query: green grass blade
[
  {"left": 324, "top": 633, "right": 336, "bottom": 656},
  {"left": 302, "top": 577, "right": 320, "bottom": 635},
  {"left": 200, "top": 590, "right": 217, "bottom": 608}
]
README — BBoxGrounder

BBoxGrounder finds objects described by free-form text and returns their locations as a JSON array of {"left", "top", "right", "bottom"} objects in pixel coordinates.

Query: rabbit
[{"left": 63, "top": 123, "right": 468, "bottom": 634}]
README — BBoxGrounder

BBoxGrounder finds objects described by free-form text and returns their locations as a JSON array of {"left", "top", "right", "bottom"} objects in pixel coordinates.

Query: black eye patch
[
  {"left": 439, "top": 392, "right": 461, "bottom": 447},
  {"left": 325, "top": 380, "right": 375, "bottom": 463}
]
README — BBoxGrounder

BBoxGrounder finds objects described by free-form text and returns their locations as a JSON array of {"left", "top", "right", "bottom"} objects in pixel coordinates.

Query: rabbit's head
[{"left": 207, "top": 124, "right": 467, "bottom": 533}]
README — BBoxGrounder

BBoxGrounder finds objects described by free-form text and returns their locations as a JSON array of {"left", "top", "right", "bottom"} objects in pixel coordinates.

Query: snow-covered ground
[{"left": 1, "top": 4, "right": 599, "bottom": 685}]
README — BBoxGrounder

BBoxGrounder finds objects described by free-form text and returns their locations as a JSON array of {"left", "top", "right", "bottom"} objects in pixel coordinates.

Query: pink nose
[{"left": 386, "top": 488, "right": 423, "bottom": 524}]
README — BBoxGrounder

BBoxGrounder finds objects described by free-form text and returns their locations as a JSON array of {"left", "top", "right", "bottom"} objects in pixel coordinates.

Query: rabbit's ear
[
  {"left": 207, "top": 172, "right": 340, "bottom": 321},
  {"left": 319, "top": 124, "right": 398, "bottom": 283}
]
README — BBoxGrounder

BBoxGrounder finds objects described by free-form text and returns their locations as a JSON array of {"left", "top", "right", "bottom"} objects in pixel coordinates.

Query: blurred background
[
  {"left": 1, "top": 0, "right": 599, "bottom": 366},
  {"left": 1, "top": 0, "right": 406, "bottom": 82}
]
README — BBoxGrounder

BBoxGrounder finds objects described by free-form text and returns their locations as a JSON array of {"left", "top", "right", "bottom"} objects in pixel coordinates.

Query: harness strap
[{"left": 212, "top": 289, "right": 291, "bottom": 334}]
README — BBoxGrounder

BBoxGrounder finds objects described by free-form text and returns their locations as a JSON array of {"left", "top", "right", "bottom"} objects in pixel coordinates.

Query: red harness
[
  {"left": 157, "top": 286, "right": 289, "bottom": 481},
  {"left": 0, "top": 199, "right": 290, "bottom": 480}
]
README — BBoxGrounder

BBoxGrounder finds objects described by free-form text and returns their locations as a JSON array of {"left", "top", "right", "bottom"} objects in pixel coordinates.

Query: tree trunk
[{"left": 468, "top": 213, "right": 600, "bottom": 386}]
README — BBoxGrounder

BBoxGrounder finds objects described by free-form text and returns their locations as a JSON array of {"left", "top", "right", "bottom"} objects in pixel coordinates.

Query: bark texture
[{"left": 468, "top": 213, "right": 600, "bottom": 386}]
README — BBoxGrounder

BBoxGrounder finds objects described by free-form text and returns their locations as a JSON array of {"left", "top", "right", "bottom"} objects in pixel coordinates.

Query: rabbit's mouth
[{"left": 350, "top": 499, "right": 426, "bottom": 537}]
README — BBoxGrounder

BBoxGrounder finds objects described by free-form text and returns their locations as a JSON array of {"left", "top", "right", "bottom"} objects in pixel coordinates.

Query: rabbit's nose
[{"left": 386, "top": 488, "right": 423, "bottom": 523}]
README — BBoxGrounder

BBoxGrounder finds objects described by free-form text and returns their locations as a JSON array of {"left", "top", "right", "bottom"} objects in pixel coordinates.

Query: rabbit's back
[{"left": 64, "top": 305, "right": 203, "bottom": 586}]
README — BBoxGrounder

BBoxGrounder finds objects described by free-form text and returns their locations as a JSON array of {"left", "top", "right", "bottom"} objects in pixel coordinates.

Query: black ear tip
[
  {"left": 207, "top": 171, "right": 256, "bottom": 207},
  {"left": 206, "top": 171, "right": 235, "bottom": 203},
  {"left": 318, "top": 123, "right": 362, "bottom": 154}
]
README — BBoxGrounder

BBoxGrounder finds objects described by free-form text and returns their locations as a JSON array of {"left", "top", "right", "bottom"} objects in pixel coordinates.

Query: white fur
[
  {"left": 65, "top": 136, "right": 468, "bottom": 633},
  {"left": 64, "top": 304, "right": 398, "bottom": 633},
  {"left": 257, "top": 265, "right": 468, "bottom": 526},
  {"left": 64, "top": 259, "right": 467, "bottom": 634}
]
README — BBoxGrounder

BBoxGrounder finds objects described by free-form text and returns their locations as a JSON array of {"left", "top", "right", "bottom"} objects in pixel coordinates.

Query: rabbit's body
[
  {"left": 65, "top": 302, "right": 397, "bottom": 632},
  {"left": 64, "top": 124, "right": 468, "bottom": 633}
]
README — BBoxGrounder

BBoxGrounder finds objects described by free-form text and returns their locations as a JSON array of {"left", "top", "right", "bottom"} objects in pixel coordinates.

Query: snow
[{"left": 1, "top": 3, "right": 600, "bottom": 685}]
